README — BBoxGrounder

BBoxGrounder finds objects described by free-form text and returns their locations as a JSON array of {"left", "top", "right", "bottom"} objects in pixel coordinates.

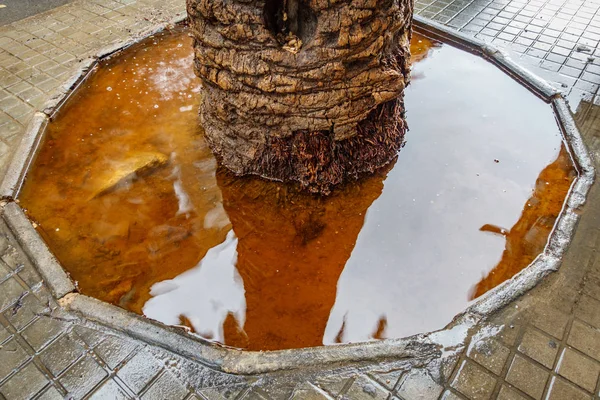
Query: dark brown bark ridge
[{"left": 188, "top": 0, "right": 413, "bottom": 193}]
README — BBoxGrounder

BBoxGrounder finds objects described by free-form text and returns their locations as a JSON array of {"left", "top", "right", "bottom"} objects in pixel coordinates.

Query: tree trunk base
[
  {"left": 188, "top": 0, "right": 413, "bottom": 195},
  {"left": 205, "top": 97, "right": 406, "bottom": 195}
]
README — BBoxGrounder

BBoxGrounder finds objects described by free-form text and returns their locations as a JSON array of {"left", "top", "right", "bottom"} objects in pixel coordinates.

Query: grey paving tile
[
  {"left": 288, "top": 383, "right": 329, "bottom": 400},
  {"left": 0, "top": 362, "right": 49, "bottom": 400},
  {"left": 59, "top": 356, "right": 108, "bottom": 400},
  {"left": 196, "top": 385, "right": 247, "bottom": 400},
  {"left": 505, "top": 355, "right": 549, "bottom": 400},
  {"left": 21, "top": 316, "right": 68, "bottom": 352},
  {"left": 517, "top": 328, "right": 559, "bottom": 369},
  {"left": 39, "top": 332, "right": 86, "bottom": 377},
  {"left": 343, "top": 376, "right": 388, "bottom": 400},
  {"left": 73, "top": 325, "right": 105, "bottom": 347},
  {"left": 497, "top": 385, "right": 528, "bottom": 400},
  {"left": 556, "top": 347, "right": 600, "bottom": 393},
  {"left": 94, "top": 335, "right": 139, "bottom": 369},
  {"left": 546, "top": 376, "right": 591, "bottom": 400},
  {"left": 313, "top": 375, "right": 349, "bottom": 397},
  {"left": 0, "top": 321, "right": 11, "bottom": 344},
  {"left": 4, "top": 293, "right": 48, "bottom": 331},
  {"left": 116, "top": 350, "right": 162, "bottom": 394},
  {"left": 391, "top": 369, "right": 443, "bottom": 400},
  {"left": 0, "top": 278, "right": 25, "bottom": 313},
  {"left": 88, "top": 379, "right": 131, "bottom": 400},
  {"left": 369, "top": 369, "right": 404, "bottom": 391},
  {"left": 141, "top": 371, "right": 188, "bottom": 400},
  {"left": 468, "top": 338, "right": 511, "bottom": 375},
  {"left": 0, "top": 338, "right": 29, "bottom": 381},
  {"left": 37, "top": 385, "right": 65, "bottom": 400},
  {"left": 451, "top": 361, "right": 496, "bottom": 400},
  {"left": 567, "top": 320, "right": 600, "bottom": 361}
]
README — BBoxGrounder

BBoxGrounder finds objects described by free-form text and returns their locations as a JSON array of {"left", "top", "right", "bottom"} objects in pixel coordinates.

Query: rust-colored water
[{"left": 19, "top": 29, "right": 575, "bottom": 350}]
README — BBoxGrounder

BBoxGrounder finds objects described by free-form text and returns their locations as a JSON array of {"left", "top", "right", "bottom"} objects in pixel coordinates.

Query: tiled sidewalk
[
  {"left": 415, "top": 0, "right": 600, "bottom": 104},
  {"left": 0, "top": 0, "right": 600, "bottom": 398}
]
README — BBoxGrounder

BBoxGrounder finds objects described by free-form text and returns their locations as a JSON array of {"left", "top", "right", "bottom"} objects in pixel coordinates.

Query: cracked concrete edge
[
  {"left": 62, "top": 293, "right": 441, "bottom": 375},
  {"left": 0, "top": 112, "right": 48, "bottom": 199},
  {"left": 413, "top": 15, "right": 560, "bottom": 100},
  {"left": 2, "top": 202, "right": 76, "bottom": 298}
]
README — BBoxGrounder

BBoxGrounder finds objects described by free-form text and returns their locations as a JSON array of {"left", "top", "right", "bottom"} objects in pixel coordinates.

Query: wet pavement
[{"left": 0, "top": 0, "right": 599, "bottom": 398}]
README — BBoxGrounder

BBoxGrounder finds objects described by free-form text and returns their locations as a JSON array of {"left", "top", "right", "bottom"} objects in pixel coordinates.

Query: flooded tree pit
[{"left": 19, "top": 28, "right": 576, "bottom": 351}]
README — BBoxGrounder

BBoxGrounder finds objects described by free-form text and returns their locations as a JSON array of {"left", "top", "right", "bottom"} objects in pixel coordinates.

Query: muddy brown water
[{"left": 19, "top": 28, "right": 576, "bottom": 351}]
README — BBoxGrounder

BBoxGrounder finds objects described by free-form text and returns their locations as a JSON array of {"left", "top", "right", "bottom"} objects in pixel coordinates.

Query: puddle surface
[{"left": 19, "top": 28, "right": 576, "bottom": 351}]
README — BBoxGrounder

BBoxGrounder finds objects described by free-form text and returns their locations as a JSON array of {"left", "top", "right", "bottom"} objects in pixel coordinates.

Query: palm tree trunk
[{"left": 187, "top": 0, "right": 413, "bottom": 193}]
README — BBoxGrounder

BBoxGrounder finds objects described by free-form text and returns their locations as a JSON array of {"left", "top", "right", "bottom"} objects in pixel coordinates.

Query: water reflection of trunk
[
  {"left": 469, "top": 145, "right": 575, "bottom": 299},
  {"left": 216, "top": 162, "right": 394, "bottom": 350}
]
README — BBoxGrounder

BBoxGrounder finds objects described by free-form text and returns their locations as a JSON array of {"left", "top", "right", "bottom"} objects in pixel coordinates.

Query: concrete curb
[
  {"left": 3, "top": 202, "right": 75, "bottom": 298},
  {"left": 1, "top": 18, "right": 595, "bottom": 376},
  {"left": 0, "top": 113, "right": 48, "bottom": 199},
  {"left": 63, "top": 294, "right": 440, "bottom": 374}
]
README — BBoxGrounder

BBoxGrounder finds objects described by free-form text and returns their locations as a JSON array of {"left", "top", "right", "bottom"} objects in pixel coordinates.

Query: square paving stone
[
  {"left": 313, "top": 375, "right": 350, "bottom": 397},
  {"left": 556, "top": 348, "right": 600, "bottom": 392},
  {"left": 497, "top": 324, "right": 521, "bottom": 347},
  {"left": 0, "top": 277, "right": 25, "bottom": 312},
  {"left": 567, "top": 320, "right": 600, "bottom": 361},
  {"left": 21, "top": 316, "right": 67, "bottom": 351},
  {"left": 467, "top": 338, "right": 511, "bottom": 375},
  {"left": 59, "top": 356, "right": 108, "bottom": 399},
  {"left": 451, "top": 361, "right": 496, "bottom": 400},
  {"left": 0, "top": 362, "right": 49, "bottom": 400},
  {"left": 40, "top": 332, "right": 86, "bottom": 377},
  {"left": 505, "top": 355, "right": 549, "bottom": 400},
  {"left": 1, "top": 246, "right": 26, "bottom": 270},
  {"left": 141, "top": 371, "right": 188, "bottom": 400},
  {"left": 497, "top": 385, "right": 528, "bottom": 400},
  {"left": 72, "top": 324, "right": 105, "bottom": 346},
  {"left": 196, "top": 385, "right": 247, "bottom": 400},
  {"left": 4, "top": 292, "right": 47, "bottom": 331},
  {"left": 0, "top": 321, "right": 11, "bottom": 344},
  {"left": 397, "top": 369, "right": 443, "bottom": 400},
  {"left": 95, "top": 335, "right": 139, "bottom": 369},
  {"left": 0, "top": 259, "right": 10, "bottom": 281},
  {"left": 440, "top": 391, "right": 463, "bottom": 400},
  {"left": 343, "top": 376, "right": 388, "bottom": 400},
  {"left": 289, "top": 383, "right": 330, "bottom": 400},
  {"left": 546, "top": 376, "right": 591, "bottom": 400},
  {"left": 369, "top": 368, "right": 404, "bottom": 391},
  {"left": 15, "top": 263, "right": 42, "bottom": 289},
  {"left": 38, "top": 385, "right": 66, "bottom": 400},
  {"left": 116, "top": 350, "right": 162, "bottom": 394},
  {"left": 575, "top": 295, "right": 600, "bottom": 329},
  {"left": 0, "top": 338, "right": 29, "bottom": 381},
  {"left": 532, "top": 306, "right": 569, "bottom": 339},
  {"left": 88, "top": 379, "right": 131, "bottom": 400},
  {"left": 517, "top": 328, "right": 559, "bottom": 369}
]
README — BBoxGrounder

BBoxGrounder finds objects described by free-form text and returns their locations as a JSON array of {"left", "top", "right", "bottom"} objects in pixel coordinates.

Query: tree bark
[{"left": 187, "top": 0, "right": 413, "bottom": 193}]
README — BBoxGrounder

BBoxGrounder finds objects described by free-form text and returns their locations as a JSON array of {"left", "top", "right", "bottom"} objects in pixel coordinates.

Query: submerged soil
[{"left": 19, "top": 28, "right": 576, "bottom": 351}]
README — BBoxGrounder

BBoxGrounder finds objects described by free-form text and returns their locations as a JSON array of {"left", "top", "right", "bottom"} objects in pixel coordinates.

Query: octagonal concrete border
[{"left": 0, "top": 17, "right": 594, "bottom": 375}]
